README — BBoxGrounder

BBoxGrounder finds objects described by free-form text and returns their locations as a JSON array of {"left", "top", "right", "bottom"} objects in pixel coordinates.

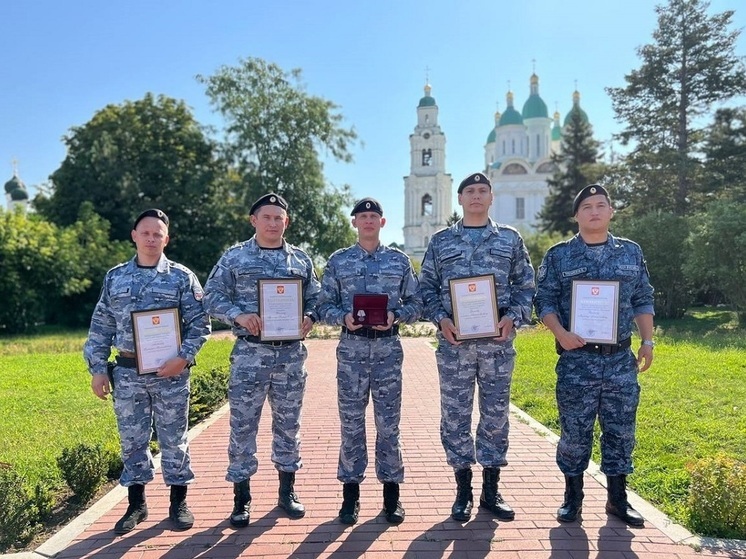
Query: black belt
[
  {"left": 342, "top": 325, "right": 399, "bottom": 339},
  {"left": 239, "top": 335, "right": 299, "bottom": 347},
  {"left": 557, "top": 337, "right": 631, "bottom": 356},
  {"left": 115, "top": 355, "right": 137, "bottom": 368},
  {"left": 114, "top": 353, "right": 194, "bottom": 369}
]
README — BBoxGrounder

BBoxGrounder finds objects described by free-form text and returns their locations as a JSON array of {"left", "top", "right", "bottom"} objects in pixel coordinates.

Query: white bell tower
[{"left": 403, "top": 83, "right": 452, "bottom": 263}]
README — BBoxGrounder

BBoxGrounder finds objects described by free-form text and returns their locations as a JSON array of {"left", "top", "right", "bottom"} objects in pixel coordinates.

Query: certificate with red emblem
[
  {"left": 258, "top": 278, "right": 304, "bottom": 341},
  {"left": 131, "top": 307, "right": 181, "bottom": 374},
  {"left": 570, "top": 280, "right": 620, "bottom": 344},
  {"left": 449, "top": 275, "right": 500, "bottom": 340}
]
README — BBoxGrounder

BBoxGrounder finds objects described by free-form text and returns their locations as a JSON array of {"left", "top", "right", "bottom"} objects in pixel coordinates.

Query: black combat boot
[
  {"left": 168, "top": 485, "right": 194, "bottom": 530},
  {"left": 382, "top": 482, "right": 405, "bottom": 524},
  {"left": 278, "top": 471, "right": 306, "bottom": 518},
  {"left": 451, "top": 468, "right": 473, "bottom": 522},
  {"left": 479, "top": 467, "right": 515, "bottom": 520},
  {"left": 557, "top": 475, "right": 584, "bottom": 523},
  {"left": 605, "top": 475, "right": 644, "bottom": 526},
  {"left": 229, "top": 480, "right": 251, "bottom": 528},
  {"left": 114, "top": 484, "right": 148, "bottom": 534},
  {"left": 339, "top": 482, "right": 360, "bottom": 525}
]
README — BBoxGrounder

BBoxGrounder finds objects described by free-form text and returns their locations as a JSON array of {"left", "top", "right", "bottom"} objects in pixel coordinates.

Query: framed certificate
[
  {"left": 449, "top": 275, "right": 500, "bottom": 340},
  {"left": 131, "top": 307, "right": 182, "bottom": 374},
  {"left": 258, "top": 278, "right": 304, "bottom": 341},
  {"left": 570, "top": 280, "right": 620, "bottom": 344}
]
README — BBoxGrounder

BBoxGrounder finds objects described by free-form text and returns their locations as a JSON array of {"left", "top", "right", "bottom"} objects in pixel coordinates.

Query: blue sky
[{"left": 2, "top": 0, "right": 745, "bottom": 246}]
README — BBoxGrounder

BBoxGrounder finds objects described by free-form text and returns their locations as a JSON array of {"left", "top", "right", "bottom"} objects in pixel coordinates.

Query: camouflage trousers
[
  {"left": 226, "top": 339, "right": 308, "bottom": 483},
  {"left": 336, "top": 335, "right": 404, "bottom": 484},
  {"left": 435, "top": 333, "right": 515, "bottom": 470},
  {"left": 556, "top": 349, "right": 640, "bottom": 476},
  {"left": 112, "top": 365, "right": 193, "bottom": 487}
]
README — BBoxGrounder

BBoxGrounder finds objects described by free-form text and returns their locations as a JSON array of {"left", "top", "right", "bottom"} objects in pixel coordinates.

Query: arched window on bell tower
[
  {"left": 422, "top": 149, "right": 432, "bottom": 166},
  {"left": 422, "top": 193, "right": 433, "bottom": 216}
]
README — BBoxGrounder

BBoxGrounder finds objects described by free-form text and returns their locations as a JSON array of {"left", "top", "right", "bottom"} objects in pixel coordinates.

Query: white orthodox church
[{"left": 403, "top": 75, "right": 591, "bottom": 261}]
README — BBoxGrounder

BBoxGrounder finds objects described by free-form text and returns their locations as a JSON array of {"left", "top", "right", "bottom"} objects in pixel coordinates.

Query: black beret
[
  {"left": 350, "top": 197, "right": 383, "bottom": 216},
  {"left": 458, "top": 172, "right": 492, "bottom": 194},
  {"left": 249, "top": 192, "right": 289, "bottom": 216},
  {"left": 572, "top": 184, "right": 610, "bottom": 214},
  {"left": 133, "top": 208, "right": 169, "bottom": 230}
]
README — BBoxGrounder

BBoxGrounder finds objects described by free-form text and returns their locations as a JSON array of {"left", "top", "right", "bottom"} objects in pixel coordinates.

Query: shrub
[
  {"left": 0, "top": 466, "right": 40, "bottom": 551},
  {"left": 32, "top": 481, "right": 56, "bottom": 521},
  {"left": 104, "top": 445, "right": 124, "bottom": 481},
  {"left": 57, "top": 444, "right": 109, "bottom": 503},
  {"left": 149, "top": 440, "right": 160, "bottom": 456},
  {"left": 189, "top": 367, "right": 229, "bottom": 424},
  {"left": 523, "top": 230, "right": 566, "bottom": 275},
  {"left": 687, "top": 453, "right": 746, "bottom": 539}
]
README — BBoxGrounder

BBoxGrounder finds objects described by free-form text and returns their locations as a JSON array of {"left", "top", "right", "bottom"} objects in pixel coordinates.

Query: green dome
[
  {"left": 486, "top": 129, "right": 496, "bottom": 143},
  {"left": 10, "top": 185, "right": 28, "bottom": 201},
  {"left": 522, "top": 95, "right": 548, "bottom": 119},
  {"left": 418, "top": 95, "right": 436, "bottom": 107},
  {"left": 563, "top": 106, "right": 589, "bottom": 126},
  {"left": 418, "top": 83, "right": 436, "bottom": 107},
  {"left": 4, "top": 175, "right": 23, "bottom": 194},
  {"left": 521, "top": 73, "right": 549, "bottom": 119},
  {"left": 499, "top": 107, "right": 523, "bottom": 126},
  {"left": 564, "top": 90, "right": 589, "bottom": 126},
  {"left": 552, "top": 123, "right": 562, "bottom": 141}
]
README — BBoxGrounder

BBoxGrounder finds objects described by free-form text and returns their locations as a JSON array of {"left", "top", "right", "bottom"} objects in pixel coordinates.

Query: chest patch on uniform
[
  {"left": 439, "top": 250, "right": 463, "bottom": 264},
  {"left": 561, "top": 267, "right": 587, "bottom": 278},
  {"left": 618, "top": 264, "right": 639, "bottom": 271}
]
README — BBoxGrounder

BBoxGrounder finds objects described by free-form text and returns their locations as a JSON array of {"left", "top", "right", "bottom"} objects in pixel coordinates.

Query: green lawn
[
  {"left": 0, "top": 331, "right": 235, "bottom": 488},
  {"left": 1, "top": 309, "right": 744, "bottom": 531}
]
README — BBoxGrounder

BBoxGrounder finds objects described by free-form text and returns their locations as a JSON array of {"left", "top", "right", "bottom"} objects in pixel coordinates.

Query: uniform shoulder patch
[{"left": 537, "top": 265, "right": 547, "bottom": 282}]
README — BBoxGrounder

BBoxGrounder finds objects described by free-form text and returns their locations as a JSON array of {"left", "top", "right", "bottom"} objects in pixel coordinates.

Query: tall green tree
[
  {"left": 607, "top": 0, "right": 746, "bottom": 216},
  {"left": 684, "top": 201, "right": 746, "bottom": 324},
  {"left": 196, "top": 57, "right": 358, "bottom": 258},
  {"left": 702, "top": 107, "right": 746, "bottom": 203},
  {"left": 613, "top": 211, "right": 693, "bottom": 319},
  {"left": 538, "top": 108, "right": 603, "bottom": 235},
  {"left": 35, "top": 93, "right": 238, "bottom": 278}
]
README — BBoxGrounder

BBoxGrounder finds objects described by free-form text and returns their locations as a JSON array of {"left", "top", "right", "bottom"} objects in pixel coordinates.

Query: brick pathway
[{"left": 27, "top": 339, "right": 746, "bottom": 558}]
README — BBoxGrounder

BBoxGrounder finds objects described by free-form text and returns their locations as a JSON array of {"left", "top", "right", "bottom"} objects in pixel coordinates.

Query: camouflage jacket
[
  {"left": 83, "top": 254, "right": 211, "bottom": 375},
  {"left": 318, "top": 243, "right": 422, "bottom": 326},
  {"left": 203, "top": 237, "right": 320, "bottom": 335},
  {"left": 418, "top": 219, "right": 535, "bottom": 327},
  {"left": 534, "top": 233, "right": 655, "bottom": 341}
]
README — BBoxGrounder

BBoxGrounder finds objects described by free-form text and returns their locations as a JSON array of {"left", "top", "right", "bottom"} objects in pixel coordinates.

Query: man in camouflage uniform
[
  {"left": 317, "top": 197, "right": 422, "bottom": 525},
  {"left": 84, "top": 209, "right": 211, "bottom": 534},
  {"left": 534, "top": 184, "right": 654, "bottom": 526},
  {"left": 419, "top": 172, "right": 535, "bottom": 522},
  {"left": 203, "top": 193, "right": 320, "bottom": 527}
]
